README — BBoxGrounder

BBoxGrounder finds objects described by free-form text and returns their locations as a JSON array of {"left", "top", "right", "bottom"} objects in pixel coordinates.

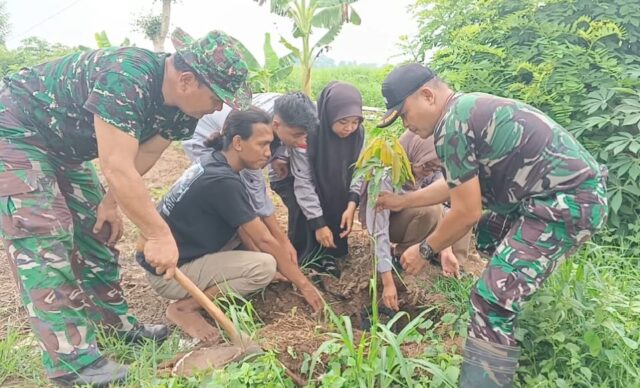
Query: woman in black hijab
[{"left": 306, "top": 81, "right": 365, "bottom": 275}]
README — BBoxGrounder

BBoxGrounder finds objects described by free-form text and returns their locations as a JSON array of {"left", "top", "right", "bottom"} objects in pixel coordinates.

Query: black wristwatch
[{"left": 419, "top": 241, "right": 438, "bottom": 263}]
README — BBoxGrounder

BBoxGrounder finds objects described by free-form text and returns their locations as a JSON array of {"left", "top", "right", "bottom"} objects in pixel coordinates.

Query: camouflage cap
[{"left": 171, "top": 27, "right": 252, "bottom": 110}]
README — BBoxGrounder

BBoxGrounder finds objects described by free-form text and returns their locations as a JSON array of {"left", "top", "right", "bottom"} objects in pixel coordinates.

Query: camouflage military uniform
[
  {"left": 434, "top": 93, "right": 608, "bottom": 347},
  {"left": 0, "top": 47, "right": 199, "bottom": 378}
]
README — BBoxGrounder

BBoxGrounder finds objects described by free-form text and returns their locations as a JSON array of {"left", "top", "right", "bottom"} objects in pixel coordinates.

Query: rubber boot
[
  {"left": 460, "top": 337, "right": 520, "bottom": 388},
  {"left": 52, "top": 357, "right": 128, "bottom": 387}
]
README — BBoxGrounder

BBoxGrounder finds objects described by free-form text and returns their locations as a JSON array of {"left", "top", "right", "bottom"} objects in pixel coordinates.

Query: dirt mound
[
  {"left": 258, "top": 313, "right": 328, "bottom": 375},
  {"left": 251, "top": 226, "right": 484, "bottom": 376}
]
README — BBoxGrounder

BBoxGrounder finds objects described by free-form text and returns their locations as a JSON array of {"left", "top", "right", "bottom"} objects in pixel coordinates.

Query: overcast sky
[{"left": 4, "top": 0, "right": 417, "bottom": 65}]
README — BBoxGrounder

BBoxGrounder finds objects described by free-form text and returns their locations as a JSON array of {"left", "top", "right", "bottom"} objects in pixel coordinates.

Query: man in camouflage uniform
[
  {"left": 0, "top": 27, "right": 250, "bottom": 386},
  {"left": 376, "top": 63, "right": 608, "bottom": 387}
]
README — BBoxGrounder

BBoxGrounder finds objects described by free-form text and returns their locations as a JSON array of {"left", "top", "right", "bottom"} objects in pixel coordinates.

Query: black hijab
[{"left": 309, "top": 81, "right": 365, "bottom": 218}]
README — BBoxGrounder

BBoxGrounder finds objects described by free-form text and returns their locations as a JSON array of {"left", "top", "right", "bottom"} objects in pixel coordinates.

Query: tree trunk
[
  {"left": 155, "top": 0, "right": 172, "bottom": 52},
  {"left": 153, "top": 38, "right": 164, "bottom": 52},
  {"left": 302, "top": 64, "right": 312, "bottom": 96},
  {"left": 301, "top": 32, "right": 312, "bottom": 96}
]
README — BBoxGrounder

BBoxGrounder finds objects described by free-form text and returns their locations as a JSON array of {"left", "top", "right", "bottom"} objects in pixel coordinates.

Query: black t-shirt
[{"left": 137, "top": 151, "right": 257, "bottom": 273}]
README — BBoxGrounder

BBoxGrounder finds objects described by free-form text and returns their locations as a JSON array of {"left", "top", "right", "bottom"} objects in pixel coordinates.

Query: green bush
[
  {"left": 409, "top": 0, "right": 640, "bottom": 232},
  {"left": 0, "top": 37, "right": 78, "bottom": 77},
  {"left": 516, "top": 242, "right": 640, "bottom": 387}
]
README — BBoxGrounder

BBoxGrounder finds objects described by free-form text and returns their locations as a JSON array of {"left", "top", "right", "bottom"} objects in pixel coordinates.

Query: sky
[{"left": 4, "top": 0, "right": 418, "bottom": 65}]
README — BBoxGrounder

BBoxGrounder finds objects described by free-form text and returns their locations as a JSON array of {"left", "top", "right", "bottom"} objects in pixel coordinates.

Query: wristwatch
[{"left": 419, "top": 241, "right": 438, "bottom": 263}]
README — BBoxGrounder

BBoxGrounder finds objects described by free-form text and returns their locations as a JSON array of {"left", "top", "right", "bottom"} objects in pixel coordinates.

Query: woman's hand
[{"left": 340, "top": 202, "right": 357, "bottom": 238}]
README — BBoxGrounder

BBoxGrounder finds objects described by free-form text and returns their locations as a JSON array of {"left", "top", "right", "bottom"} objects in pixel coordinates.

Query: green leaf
[
  {"left": 584, "top": 330, "right": 602, "bottom": 356},
  {"left": 235, "top": 39, "right": 260, "bottom": 71},
  {"left": 623, "top": 184, "right": 640, "bottom": 196},
  {"left": 615, "top": 105, "right": 640, "bottom": 114},
  {"left": 580, "top": 367, "right": 592, "bottom": 381},
  {"left": 314, "top": 24, "right": 343, "bottom": 48},
  {"left": 259, "top": 0, "right": 292, "bottom": 17},
  {"left": 611, "top": 87, "right": 637, "bottom": 94},
  {"left": 612, "top": 143, "right": 627, "bottom": 155},
  {"left": 621, "top": 98, "right": 640, "bottom": 108},
  {"left": 349, "top": 8, "right": 361, "bottom": 25},
  {"left": 278, "top": 36, "right": 301, "bottom": 59},
  {"left": 564, "top": 343, "right": 580, "bottom": 354},
  {"left": 271, "top": 65, "right": 293, "bottom": 82},
  {"left": 622, "top": 337, "right": 639, "bottom": 350},
  {"left": 278, "top": 52, "right": 297, "bottom": 67},
  {"left": 552, "top": 332, "right": 566, "bottom": 342},
  {"left": 94, "top": 31, "right": 111, "bottom": 49},
  {"left": 622, "top": 113, "right": 640, "bottom": 126},
  {"left": 262, "top": 33, "right": 280, "bottom": 71},
  {"left": 311, "top": 7, "right": 342, "bottom": 29},
  {"left": 610, "top": 190, "right": 622, "bottom": 213},
  {"left": 630, "top": 164, "right": 640, "bottom": 181},
  {"left": 441, "top": 313, "right": 458, "bottom": 325}
]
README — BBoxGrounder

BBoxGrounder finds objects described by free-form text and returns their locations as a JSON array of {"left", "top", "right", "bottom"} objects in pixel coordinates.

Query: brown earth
[{"left": 0, "top": 144, "right": 485, "bottom": 380}]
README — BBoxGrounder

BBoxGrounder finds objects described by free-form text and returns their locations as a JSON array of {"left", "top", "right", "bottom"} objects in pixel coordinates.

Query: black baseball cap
[{"left": 377, "top": 63, "right": 436, "bottom": 128}]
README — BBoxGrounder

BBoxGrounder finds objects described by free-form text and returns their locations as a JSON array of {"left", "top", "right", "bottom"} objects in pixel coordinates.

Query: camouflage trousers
[
  {"left": 0, "top": 129, "right": 137, "bottom": 378},
  {"left": 470, "top": 172, "right": 608, "bottom": 346}
]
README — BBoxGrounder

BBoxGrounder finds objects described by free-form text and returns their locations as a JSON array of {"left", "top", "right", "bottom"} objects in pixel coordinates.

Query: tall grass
[{"left": 303, "top": 253, "right": 461, "bottom": 388}]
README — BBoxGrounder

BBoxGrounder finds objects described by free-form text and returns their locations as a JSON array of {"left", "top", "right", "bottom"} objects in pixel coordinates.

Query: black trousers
[{"left": 270, "top": 176, "right": 310, "bottom": 262}]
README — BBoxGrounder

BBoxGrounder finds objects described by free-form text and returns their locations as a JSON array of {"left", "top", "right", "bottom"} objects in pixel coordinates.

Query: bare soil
[{"left": 0, "top": 144, "right": 485, "bottom": 378}]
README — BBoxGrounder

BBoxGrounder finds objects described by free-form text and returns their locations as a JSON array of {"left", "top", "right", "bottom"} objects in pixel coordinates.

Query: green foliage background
[
  {"left": 0, "top": 37, "right": 77, "bottom": 77},
  {"left": 275, "top": 65, "right": 389, "bottom": 106},
  {"left": 407, "top": 0, "right": 640, "bottom": 231}
]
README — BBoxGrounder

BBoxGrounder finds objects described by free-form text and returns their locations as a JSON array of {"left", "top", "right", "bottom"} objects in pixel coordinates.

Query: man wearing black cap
[{"left": 376, "top": 63, "right": 608, "bottom": 387}]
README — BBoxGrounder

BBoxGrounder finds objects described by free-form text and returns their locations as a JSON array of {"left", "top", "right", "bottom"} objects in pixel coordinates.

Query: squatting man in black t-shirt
[{"left": 136, "top": 108, "right": 323, "bottom": 343}]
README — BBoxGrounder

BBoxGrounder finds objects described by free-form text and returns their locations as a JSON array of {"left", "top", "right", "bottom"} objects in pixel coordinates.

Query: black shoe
[
  {"left": 52, "top": 357, "right": 128, "bottom": 387},
  {"left": 120, "top": 323, "right": 169, "bottom": 344},
  {"left": 320, "top": 256, "right": 341, "bottom": 278},
  {"left": 304, "top": 255, "right": 341, "bottom": 278}
]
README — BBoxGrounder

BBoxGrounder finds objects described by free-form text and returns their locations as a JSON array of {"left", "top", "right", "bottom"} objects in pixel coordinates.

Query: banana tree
[
  {"left": 253, "top": 0, "right": 361, "bottom": 95},
  {"left": 237, "top": 33, "right": 294, "bottom": 93}
]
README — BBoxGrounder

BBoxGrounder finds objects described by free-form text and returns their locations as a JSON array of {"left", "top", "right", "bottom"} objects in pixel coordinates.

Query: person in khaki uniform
[
  {"left": 136, "top": 108, "right": 324, "bottom": 344},
  {"left": 345, "top": 130, "right": 472, "bottom": 311}
]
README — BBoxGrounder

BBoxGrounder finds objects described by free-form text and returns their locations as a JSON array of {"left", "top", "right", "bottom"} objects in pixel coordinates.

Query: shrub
[{"left": 407, "top": 0, "right": 640, "bottom": 232}]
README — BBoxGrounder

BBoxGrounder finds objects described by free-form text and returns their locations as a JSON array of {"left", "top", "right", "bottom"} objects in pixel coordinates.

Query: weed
[
  {"left": 0, "top": 329, "right": 46, "bottom": 386},
  {"left": 516, "top": 242, "right": 640, "bottom": 387},
  {"left": 430, "top": 275, "right": 475, "bottom": 315}
]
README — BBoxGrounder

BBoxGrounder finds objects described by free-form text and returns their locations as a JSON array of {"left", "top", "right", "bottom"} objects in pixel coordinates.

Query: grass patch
[
  {"left": 0, "top": 329, "right": 46, "bottom": 386},
  {"left": 516, "top": 242, "right": 640, "bottom": 387},
  {"left": 2, "top": 238, "right": 639, "bottom": 387},
  {"left": 430, "top": 274, "right": 476, "bottom": 316}
]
